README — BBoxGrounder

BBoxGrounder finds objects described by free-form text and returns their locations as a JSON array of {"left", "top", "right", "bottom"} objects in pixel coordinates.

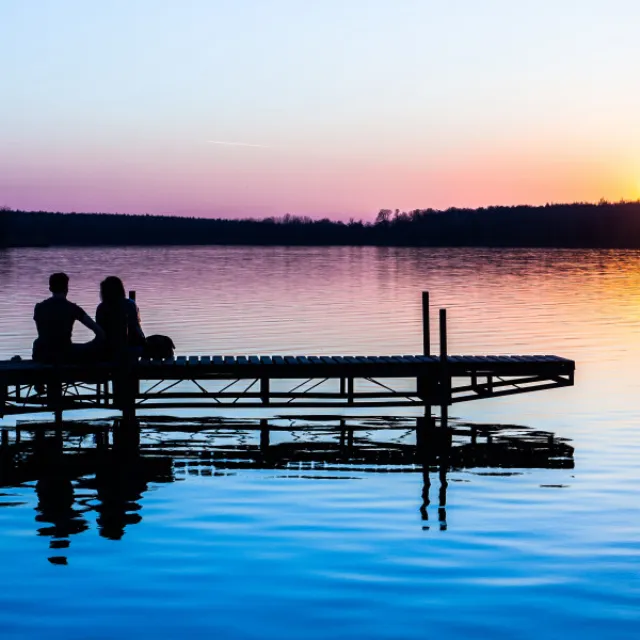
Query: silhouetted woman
[{"left": 96, "top": 276, "right": 145, "bottom": 361}]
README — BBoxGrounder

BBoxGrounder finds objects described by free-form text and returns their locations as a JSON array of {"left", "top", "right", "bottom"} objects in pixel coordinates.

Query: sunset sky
[{"left": 1, "top": 0, "right": 639, "bottom": 220}]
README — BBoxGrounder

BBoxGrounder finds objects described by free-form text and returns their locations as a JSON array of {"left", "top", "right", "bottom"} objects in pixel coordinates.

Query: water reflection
[{"left": 0, "top": 417, "right": 573, "bottom": 564}]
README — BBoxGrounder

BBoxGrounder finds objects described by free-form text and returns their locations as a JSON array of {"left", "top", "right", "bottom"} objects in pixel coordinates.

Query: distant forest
[{"left": 2, "top": 201, "right": 640, "bottom": 248}]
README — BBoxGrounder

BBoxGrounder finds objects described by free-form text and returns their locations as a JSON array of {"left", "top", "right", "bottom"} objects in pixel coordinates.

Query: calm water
[{"left": 0, "top": 246, "right": 638, "bottom": 639}]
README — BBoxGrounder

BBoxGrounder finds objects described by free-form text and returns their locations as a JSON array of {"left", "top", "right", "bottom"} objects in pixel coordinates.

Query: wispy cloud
[{"left": 207, "top": 140, "right": 269, "bottom": 148}]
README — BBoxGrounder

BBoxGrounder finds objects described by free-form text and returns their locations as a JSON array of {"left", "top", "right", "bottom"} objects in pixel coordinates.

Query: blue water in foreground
[{"left": 0, "top": 246, "right": 638, "bottom": 639}]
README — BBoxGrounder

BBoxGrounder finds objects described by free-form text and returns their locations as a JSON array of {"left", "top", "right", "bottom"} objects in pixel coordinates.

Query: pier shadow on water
[{"left": 0, "top": 416, "right": 574, "bottom": 565}]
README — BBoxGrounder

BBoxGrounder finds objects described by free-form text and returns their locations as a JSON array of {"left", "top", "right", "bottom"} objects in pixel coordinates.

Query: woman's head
[{"left": 100, "top": 276, "right": 126, "bottom": 304}]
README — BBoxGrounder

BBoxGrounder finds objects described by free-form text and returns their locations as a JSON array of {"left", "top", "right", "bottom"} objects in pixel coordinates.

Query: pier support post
[
  {"left": 115, "top": 361, "right": 139, "bottom": 423},
  {"left": 439, "top": 308, "right": 450, "bottom": 428},
  {"left": 422, "top": 291, "right": 430, "bottom": 357},
  {"left": 347, "top": 378, "right": 354, "bottom": 404},
  {"left": 260, "top": 378, "right": 270, "bottom": 404},
  {"left": 420, "top": 291, "right": 432, "bottom": 418}
]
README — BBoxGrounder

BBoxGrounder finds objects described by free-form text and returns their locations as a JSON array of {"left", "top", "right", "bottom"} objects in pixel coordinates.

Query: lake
[{"left": 0, "top": 246, "right": 638, "bottom": 639}]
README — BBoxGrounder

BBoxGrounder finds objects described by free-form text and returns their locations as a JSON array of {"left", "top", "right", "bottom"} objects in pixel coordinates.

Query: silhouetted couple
[{"left": 33, "top": 273, "right": 145, "bottom": 364}]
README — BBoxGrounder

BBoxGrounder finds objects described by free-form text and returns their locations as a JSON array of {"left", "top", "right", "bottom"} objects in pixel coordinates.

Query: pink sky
[{"left": 2, "top": 1, "right": 639, "bottom": 220}]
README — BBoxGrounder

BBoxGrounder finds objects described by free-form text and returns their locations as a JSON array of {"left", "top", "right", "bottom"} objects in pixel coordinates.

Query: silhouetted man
[{"left": 33, "top": 272, "right": 105, "bottom": 363}]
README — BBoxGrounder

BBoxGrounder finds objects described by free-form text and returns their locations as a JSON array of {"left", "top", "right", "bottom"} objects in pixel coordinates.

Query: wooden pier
[{"left": 0, "top": 292, "right": 575, "bottom": 421}]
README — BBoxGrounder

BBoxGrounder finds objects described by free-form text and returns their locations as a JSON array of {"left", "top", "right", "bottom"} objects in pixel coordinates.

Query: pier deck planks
[
  {"left": 0, "top": 354, "right": 575, "bottom": 417},
  {"left": 0, "top": 353, "right": 574, "bottom": 382}
]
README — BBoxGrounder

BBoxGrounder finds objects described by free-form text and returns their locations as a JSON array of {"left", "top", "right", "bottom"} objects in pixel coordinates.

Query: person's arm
[{"left": 76, "top": 305, "right": 106, "bottom": 341}]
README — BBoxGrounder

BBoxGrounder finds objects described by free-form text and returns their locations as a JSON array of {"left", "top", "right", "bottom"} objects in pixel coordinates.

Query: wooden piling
[
  {"left": 439, "top": 308, "right": 449, "bottom": 426},
  {"left": 439, "top": 308, "right": 447, "bottom": 363},
  {"left": 422, "top": 291, "right": 430, "bottom": 356},
  {"left": 421, "top": 291, "right": 432, "bottom": 418},
  {"left": 260, "top": 378, "right": 270, "bottom": 404}
]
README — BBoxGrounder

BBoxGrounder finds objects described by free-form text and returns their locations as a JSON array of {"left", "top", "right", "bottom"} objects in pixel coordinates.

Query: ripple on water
[{"left": 0, "top": 247, "right": 638, "bottom": 639}]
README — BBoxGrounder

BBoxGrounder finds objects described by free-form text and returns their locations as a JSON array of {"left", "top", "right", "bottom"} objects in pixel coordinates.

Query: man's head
[{"left": 49, "top": 272, "right": 69, "bottom": 296}]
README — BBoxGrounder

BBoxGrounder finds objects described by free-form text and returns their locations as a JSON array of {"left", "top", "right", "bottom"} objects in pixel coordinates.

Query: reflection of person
[
  {"left": 96, "top": 276, "right": 145, "bottom": 360},
  {"left": 32, "top": 272, "right": 105, "bottom": 363}
]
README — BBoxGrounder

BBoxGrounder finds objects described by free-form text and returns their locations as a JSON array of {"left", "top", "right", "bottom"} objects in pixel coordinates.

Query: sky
[{"left": 1, "top": 0, "right": 639, "bottom": 220}]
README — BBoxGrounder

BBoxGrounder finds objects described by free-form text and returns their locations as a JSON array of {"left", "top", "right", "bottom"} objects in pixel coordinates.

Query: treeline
[{"left": 2, "top": 200, "right": 640, "bottom": 248}]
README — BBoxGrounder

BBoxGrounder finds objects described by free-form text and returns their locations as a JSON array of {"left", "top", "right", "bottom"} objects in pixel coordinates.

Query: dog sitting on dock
[{"left": 143, "top": 334, "right": 175, "bottom": 359}]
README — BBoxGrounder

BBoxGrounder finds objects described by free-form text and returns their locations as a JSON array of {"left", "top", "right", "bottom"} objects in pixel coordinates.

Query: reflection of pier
[
  {"left": 0, "top": 417, "right": 574, "bottom": 562},
  {"left": 0, "top": 292, "right": 574, "bottom": 421}
]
